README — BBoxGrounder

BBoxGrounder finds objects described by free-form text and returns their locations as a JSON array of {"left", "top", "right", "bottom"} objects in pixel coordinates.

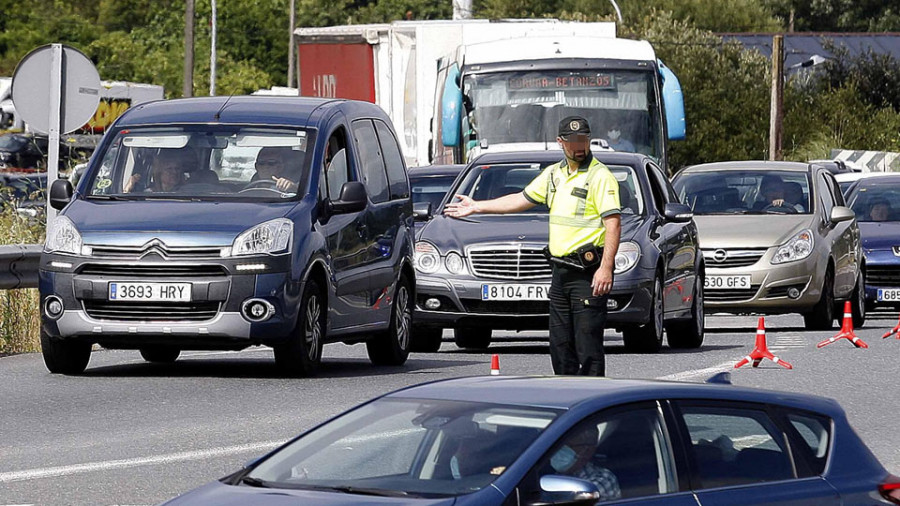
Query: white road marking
[
  {"left": 0, "top": 441, "right": 283, "bottom": 484},
  {"left": 654, "top": 361, "right": 735, "bottom": 382}
]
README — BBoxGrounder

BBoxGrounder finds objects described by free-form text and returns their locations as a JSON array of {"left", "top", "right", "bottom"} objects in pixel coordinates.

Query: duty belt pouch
[
  {"left": 575, "top": 243, "right": 602, "bottom": 269},
  {"left": 543, "top": 245, "right": 585, "bottom": 270}
]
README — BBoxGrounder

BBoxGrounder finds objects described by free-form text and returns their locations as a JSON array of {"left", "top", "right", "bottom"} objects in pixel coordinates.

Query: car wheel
[
  {"left": 410, "top": 326, "right": 443, "bottom": 353},
  {"left": 274, "top": 279, "right": 324, "bottom": 377},
  {"left": 454, "top": 327, "right": 491, "bottom": 349},
  {"left": 850, "top": 270, "right": 866, "bottom": 329},
  {"left": 40, "top": 329, "right": 91, "bottom": 375},
  {"left": 139, "top": 346, "right": 180, "bottom": 363},
  {"left": 665, "top": 275, "right": 705, "bottom": 349},
  {"left": 367, "top": 278, "right": 412, "bottom": 366},
  {"left": 803, "top": 268, "right": 835, "bottom": 331},
  {"left": 623, "top": 277, "right": 664, "bottom": 353}
]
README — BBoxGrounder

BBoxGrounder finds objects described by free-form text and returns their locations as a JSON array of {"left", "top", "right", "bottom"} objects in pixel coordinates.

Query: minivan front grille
[
  {"left": 78, "top": 264, "right": 227, "bottom": 278},
  {"left": 703, "top": 249, "right": 766, "bottom": 269},
  {"left": 83, "top": 301, "right": 220, "bottom": 322},
  {"left": 467, "top": 244, "right": 551, "bottom": 280},
  {"left": 88, "top": 243, "right": 226, "bottom": 260}
]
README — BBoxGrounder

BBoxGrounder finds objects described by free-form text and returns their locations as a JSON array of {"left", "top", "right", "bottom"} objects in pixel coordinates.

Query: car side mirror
[
  {"left": 830, "top": 206, "right": 855, "bottom": 224},
  {"left": 49, "top": 179, "right": 73, "bottom": 211},
  {"left": 329, "top": 181, "right": 367, "bottom": 214},
  {"left": 413, "top": 202, "right": 432, "bottom": 221},
  {"left": 530, "top": 475, "right": 601, "bottom": 506},
  {"left": 664, "top": 202, "right": 693, "bottom": 222}
]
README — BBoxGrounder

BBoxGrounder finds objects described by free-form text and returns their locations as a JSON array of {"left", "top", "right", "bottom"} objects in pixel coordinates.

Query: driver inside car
[
  {"left": 252, "top": 146, "right": 302, "bottom": 192},
  {"left": 752, "top": 175, "right": 792, "bottom": 211}
]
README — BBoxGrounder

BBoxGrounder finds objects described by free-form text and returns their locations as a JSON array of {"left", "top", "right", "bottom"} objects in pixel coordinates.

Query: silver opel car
[{"left": 672, "top": 161, "right": 864, "bottom": 330}]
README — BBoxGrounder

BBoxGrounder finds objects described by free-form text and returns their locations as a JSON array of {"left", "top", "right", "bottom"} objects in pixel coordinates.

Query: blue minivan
[{"left": 40, "top": 96, "right": 415, "bottom": 376}]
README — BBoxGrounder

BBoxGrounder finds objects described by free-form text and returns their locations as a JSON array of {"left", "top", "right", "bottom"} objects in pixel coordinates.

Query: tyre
[
  {"left": 623, "top": 277, "right": 664, "bottom": 353},
  {"left": 410, "top": 326, "right": 443, "bottom": 353},
  {"left": 139, "top": 346, "right": 180, "bottom": 363},
  {"left": 367, "top": 278, "right": 412, "bottom": 366},
  {"left": 274, "top": 280, "right": 324, "bottom": 377},
  {"left": 803, "top": 268, "right": 835, "bottom": 331},
  {"left": 665, "top": 275, "right": 705, "bottom": 349},
  {"left": 454, "top": 327, "right": 491, "bottom": 349},
  {"left": 40, "top": 329, "right": 91, "bottom": 375},
  {"left": 850, "top": 270, "right": 866, "bottom": 329}
]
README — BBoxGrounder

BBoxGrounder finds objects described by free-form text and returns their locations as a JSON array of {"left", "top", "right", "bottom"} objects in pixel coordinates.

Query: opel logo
[{"left": 713, "top": 249, "right": 728, "bottom": 262}]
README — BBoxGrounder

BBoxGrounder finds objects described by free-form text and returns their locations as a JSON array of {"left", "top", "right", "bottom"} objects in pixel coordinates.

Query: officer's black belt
[{"left": 543, "top": 244, "right": 604, "bottom": 271}]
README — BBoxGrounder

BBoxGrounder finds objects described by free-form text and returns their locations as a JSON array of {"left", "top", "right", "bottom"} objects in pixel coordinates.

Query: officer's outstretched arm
[{"left": 444, "top": 192, "right": 535, "bottom": 218}]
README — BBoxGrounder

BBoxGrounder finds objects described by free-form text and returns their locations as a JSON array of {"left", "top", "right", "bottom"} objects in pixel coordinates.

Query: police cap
[{"left": 558, "top": 116, "right": 591, "bottom": 139}]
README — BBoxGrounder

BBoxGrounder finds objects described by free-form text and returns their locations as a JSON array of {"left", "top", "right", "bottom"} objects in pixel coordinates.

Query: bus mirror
[
  {"left": 441, "top": 65, "right": 462, "bottom": 147},
  {"left": 659, "top": 60, "right": 686, "bottom": 141}
]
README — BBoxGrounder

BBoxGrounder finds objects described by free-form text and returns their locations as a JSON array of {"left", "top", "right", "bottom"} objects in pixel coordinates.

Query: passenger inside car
[{"left": 124, "top": 148, "right": 192, "bottom": 193}]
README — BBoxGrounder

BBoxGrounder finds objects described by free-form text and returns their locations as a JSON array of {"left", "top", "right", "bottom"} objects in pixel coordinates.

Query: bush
[{"left": 0, "top": 206, "right": 45, "bottom": 355}]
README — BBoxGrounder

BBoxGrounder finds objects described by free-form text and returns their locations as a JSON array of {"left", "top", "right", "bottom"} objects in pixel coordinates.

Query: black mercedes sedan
[{"left": 411, "top": 151, "right": 704, "bottom": 353}]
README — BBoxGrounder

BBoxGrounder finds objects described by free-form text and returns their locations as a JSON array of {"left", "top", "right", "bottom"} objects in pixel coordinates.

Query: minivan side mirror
[
  {"left": 531, "top": 475, "right": 601, "bottom": 506},
  {"left": 413, "top": 202, "right": 432, "bottom": 221},
  {"left": 329, "top": 181, "right": 367, "bottom": 214},
  {"left": 663, "top": 202, "right": 693, "bottom": 222},
  {"left": 830, "top": 206, "right": 855, "bottom": 224},
  {"left": 49, "top": 179, "right": 73, "bottom": 211}
]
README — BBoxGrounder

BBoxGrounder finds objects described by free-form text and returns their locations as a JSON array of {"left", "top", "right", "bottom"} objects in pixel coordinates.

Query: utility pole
[
  {"left": 288, "top": 0, "right": 296, "bottom": 88},
  {"left": 210, "top": 0, "right": 217, "bottom": 96},
  {"left": 184, "top": 0, "right": 194, "bottom": 97},
  {"left": 769, "top": 34, "right": 784, "bottom": 161}
]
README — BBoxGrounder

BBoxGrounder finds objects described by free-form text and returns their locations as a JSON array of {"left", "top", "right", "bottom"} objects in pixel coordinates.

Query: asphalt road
[{"left": 2, "top": 313, "right": 899, "bottom": 505}]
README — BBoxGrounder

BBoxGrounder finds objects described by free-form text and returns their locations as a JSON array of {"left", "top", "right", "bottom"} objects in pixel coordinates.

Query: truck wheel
[
  {"left": 850, "top": 270, "right": 866, "bottom": 328},
  {"left": 665, "top": 276, "right": 705, "bottom": 349},
  {"left": 410, "top": 326, "right": 443, "bottom": 353},
  {"left": 623, "top": 277, "right": 664, "bottom": 353},
  {"left": 41, "top": 329, "right": 91, "bottom": 375},
  {"left": 139, "top": 346, "right": 180, "bottom": 363},
  {"left": 454, "top": 327, "right": 491, "bottom": 349},
  {"left": 803, "top": 268, "right": 835, "bottom": 331},
  {"left": 367, "top": 277, "right": 412, "bottom": 366},
  {"left": 274, "top": 280, "right": 324, "bottom": 377}
]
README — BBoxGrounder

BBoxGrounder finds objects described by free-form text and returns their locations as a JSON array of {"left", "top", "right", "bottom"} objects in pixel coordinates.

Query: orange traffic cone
[
  {"left": 490, "top": 354, "right": 500, "bottom": 375},
  {"left": 818, "top": 301, "right": 868, "bottom": 348},
  {"left": 735, "top": 317, "right": 793, "bottom": 369},
  {"left": 882, "top": 314, "right": 900, "bottom": 339}
]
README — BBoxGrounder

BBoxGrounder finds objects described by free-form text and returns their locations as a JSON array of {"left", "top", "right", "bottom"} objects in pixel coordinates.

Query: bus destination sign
[{"left": 508, "top": 74, "right": 615, "bottom": 91}]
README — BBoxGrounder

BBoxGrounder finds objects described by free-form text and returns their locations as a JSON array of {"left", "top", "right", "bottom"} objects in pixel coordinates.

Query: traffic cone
[
  {"left": 882, "top": 313, "right": 900, "bottom": 339},
  {"left": 817, "top": 301, "right": 868, "bottom": 349},
  {"left": 735, "top": 317, "right": 793, "bottom": 370},
  {"left": 490, "top": 354, "right": 500, "bottom": 375}
]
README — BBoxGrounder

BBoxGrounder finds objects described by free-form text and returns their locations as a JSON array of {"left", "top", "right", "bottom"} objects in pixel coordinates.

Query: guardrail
[{"left": 0, "top": 244, "right": 42, "bottom": 289}]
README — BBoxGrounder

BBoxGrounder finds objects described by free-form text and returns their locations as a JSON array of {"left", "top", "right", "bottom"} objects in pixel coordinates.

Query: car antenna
[{"left": 213, "top": 95, "right": 235, "bottom": 121}]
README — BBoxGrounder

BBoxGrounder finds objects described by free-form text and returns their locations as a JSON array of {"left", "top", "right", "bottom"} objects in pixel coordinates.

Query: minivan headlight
[
  {"left": 771, "top": 229, "right": 814, "bottom": 265},
  {"left": 614, "top": 241, "right": 640, "bottom": 274},
  {"left": 415, "top": 242, "right": 440, "bottom": 274},
  {"left": 45, "top": 216, "right": 83, "bottom": 255},
  {"left": 232, "top": 218, "right": 293, "bottom": 256}
]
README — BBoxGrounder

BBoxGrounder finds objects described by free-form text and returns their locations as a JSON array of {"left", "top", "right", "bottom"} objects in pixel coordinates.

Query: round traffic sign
[{"left": 11, "top": 44, "right": 101, "bottom": 134}]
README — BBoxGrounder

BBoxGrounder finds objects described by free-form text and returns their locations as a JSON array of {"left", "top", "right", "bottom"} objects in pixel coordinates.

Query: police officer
[{"left": 444, "top": 116, "right": 621, "bottom": 376}]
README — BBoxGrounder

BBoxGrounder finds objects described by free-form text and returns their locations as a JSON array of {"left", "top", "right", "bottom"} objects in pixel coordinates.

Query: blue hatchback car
[
  {"left": 161, "top": 375, "right": 900, "bottom": 505},
  {"left": 40, "top": 96, "right": 415, "bottom": 376}
]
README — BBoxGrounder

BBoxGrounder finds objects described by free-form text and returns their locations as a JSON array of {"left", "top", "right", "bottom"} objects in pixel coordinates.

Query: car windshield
[
  {"left": 85, "top": 126, "right": 313, "bottom": 201},
  {"left": 411, "top": 173, "right": 458, "bottom": 210},
  {"left": 673, "top": 169, "right": 812, "bottom": 215},
  {"left": 245, "top": 398, "right": 559, "bottom": 497},
  {"left": 451, "top": 162, "right": 641, "bottom": 215},
  {"left": 847, "top": 183, "right": 900, "bottom": 222}
]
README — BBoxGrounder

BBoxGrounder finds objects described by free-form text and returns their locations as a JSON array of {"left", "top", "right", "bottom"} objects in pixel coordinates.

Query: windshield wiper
[
  {"left": 324, "top": 485, "right": 410, "bottom": 497},
  {"left": 241, "top": 476, "right": 270, "bottom": 488}
]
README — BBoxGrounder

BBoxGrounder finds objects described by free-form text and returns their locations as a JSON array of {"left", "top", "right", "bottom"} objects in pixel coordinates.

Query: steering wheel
[
  {"left": 762, "top": 204, "right": 797, "bottom": 214},
  {"left": 238, "top": 179, "right": 285, "bottom": 194}
]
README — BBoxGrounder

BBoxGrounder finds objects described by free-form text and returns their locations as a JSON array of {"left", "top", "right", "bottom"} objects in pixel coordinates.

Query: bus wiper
[{"left": 241, "top": 476, "right": 270, "bottom": 488}]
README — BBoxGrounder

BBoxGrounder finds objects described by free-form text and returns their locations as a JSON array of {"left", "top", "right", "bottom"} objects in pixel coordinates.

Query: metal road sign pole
[{"left": 47, "top": 44, "right": 64, "bottom": 223}]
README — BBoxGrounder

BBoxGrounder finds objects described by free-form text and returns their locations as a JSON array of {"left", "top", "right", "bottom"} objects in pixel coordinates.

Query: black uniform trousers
[{"left": 548, "top": 262, "right": 609, "bottom": 376}]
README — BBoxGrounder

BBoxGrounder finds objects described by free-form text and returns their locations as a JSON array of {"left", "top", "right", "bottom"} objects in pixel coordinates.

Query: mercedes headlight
[
  {"left": 45, "top": 216, "right": 83, "bottom": 255},
  {"left": 614, "top": 241, "right": 640, "bottom": 274},
  {"left": 232, "top": 218, "right": 293, "bottom": 256},
  {"left": 415, "top": 242, "right": 440, "bottom": 274},
  {"left": 771, "top": 229, "right": 814, "bottom": 265},
  {"left": 445, "top": 251, "right": 466, "bottom": 274}
]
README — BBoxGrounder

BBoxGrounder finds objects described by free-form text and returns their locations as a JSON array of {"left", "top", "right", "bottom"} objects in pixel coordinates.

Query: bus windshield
[{"left": 463, "top": 69, "right": 662, "bottom": 159}]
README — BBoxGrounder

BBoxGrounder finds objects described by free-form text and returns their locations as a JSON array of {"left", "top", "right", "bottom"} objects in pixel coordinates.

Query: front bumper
[
  {"left": 39, "top": 252, "right": 300, "bottom": 349},
  {"left": 413, "top": 269, "right": 655, "bottom": 330}
]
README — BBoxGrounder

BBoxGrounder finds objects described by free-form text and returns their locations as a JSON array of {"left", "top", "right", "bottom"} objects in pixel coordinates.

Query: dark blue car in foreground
[
  {"left": 40, "top": 96, "right": 415, "bottom": 376},
  {"left": 161, "top": 375, "right": 900, "bottom": 505},
  {"left": 845, "top": 174, "right": 900, "bottom": 312}
]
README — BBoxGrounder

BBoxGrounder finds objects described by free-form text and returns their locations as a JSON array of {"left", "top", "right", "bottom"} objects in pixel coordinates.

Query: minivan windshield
[
  {"left": 673, "top": 169, "right": 813, "bottom": 215},
  {"left": 245, "top": 397, "right": 559, "bottom": 497},
  {"left": 86, "top": 126, "right": 313, "bottom": 201}
]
